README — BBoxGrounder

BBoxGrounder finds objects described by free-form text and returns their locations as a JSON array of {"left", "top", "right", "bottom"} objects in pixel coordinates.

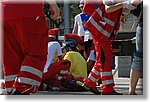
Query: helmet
[
  {"left": 63, "top": 34, "right": 84, "bottom": 51},
  {"left": 65, "top": 38, "right": 77, "bottom": 48},
  {"left": 64, "top": 34, "right": 84, "bottom": 45}
]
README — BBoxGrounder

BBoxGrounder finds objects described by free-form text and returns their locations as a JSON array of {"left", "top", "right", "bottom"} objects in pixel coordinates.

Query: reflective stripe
[
  {"left": 60, "top": 70, "right": 69, "bottom": 74},
  {"left": 4, "top": 74, "right": 17, "bottom": 82},
  {"left": 17, "top": 77, "right": 41, "bottom": 86},
  {"left": 91, "top": 68, "right": 100, "bottom": 76},
  {"left": 88, "top": 74, "right": 99, "bottom": 82},
  {"left": 21, "top": 85, "right": 37, "bottom": 94},
  {"left": 103, "top": 17, "right": 115, "bottom": 27},
  {"left": 102, "top": 79, "right": 114, "bottom": 85},
  {"left": 21, "top": 66, "right": 42, "bottom": 78},
  {"left": 96, "top": 8, "right": 115, "bottom": 27},
  {"left": 95, "top": 8, "right": 102, "bottom": 17},
  {"left": 101, "top": 72, "right": 112, "bottom": 77},
  {"left": 5, "top": 88, "right": 14, "bottom": 93},
  {"left": 90, "top": 18, "right": 111, "bottom": 37}
]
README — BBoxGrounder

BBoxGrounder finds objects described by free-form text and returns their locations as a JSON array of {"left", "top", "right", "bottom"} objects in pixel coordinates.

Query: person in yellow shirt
[
  {"left": 64, "top": 51, "right": 87, "bottom": 78},
  {"left": 63, "top": 34, "right": 87, "bottom": 85}
]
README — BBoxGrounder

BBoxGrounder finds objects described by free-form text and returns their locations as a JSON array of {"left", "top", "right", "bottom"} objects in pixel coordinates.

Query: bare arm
[
  {"left": 102, "top": 0, "right": 123, "bottom": 13},
  {"left": 72, "top": 21, "right": 78, "bottom": 34},
  {"left": 103, "top": 0, "right": 140, "bottom": 13},
  {"left": 45, "top": 0, "right": 60, "bottom": 20},
  {"left": 104, "top": 3, "right": 123, "bottom": 13},
  {"left": 130, "top": 0, "right": 143, "bottom": 6}
]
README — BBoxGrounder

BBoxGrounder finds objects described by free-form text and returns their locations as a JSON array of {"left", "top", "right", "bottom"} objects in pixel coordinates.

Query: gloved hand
[{"left": 122, "top": 0, "right": 136, "bottom": 10}]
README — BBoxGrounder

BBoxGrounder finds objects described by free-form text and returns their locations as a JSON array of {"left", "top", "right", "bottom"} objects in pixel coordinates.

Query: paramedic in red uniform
[
  {"left": 2, "top": 0, "right": 60, "bottom": 95},
  {"left": 82, "top": 0, "right": 135, "bottom": 95}
]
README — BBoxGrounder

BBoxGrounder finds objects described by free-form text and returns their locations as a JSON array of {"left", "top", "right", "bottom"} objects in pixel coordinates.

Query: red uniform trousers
[
  {"left": 40, "top": 60, "right": 71, "bottom": 90},
  {"left": 84, "top": 33, "right": 115, "bottom": 94},
  {"left": 3, "top": 16, "right": 48, "bottom": 94},
  {"left": 83, "top": 2, "right": 122, "bottom": 94},
  {"left": 83, "top": 13, "right": 116, "bottom": 93}
]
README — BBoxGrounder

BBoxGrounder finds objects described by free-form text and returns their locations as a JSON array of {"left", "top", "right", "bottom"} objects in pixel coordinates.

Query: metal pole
[{"left": 63, "top": 0, "right": 70, "bottom": 34}]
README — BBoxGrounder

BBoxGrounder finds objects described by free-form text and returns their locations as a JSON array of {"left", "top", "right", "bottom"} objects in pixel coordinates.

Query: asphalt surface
[
  {"left": 33, "top": 78, "right": 143, "bottom": 95},
  {"left": 0, "top": 73, "right": 143, "bottom": 95}
]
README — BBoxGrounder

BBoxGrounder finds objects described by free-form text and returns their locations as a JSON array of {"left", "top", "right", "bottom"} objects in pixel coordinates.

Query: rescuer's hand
[{"left": 50, "top": 3, "right": 60, "bottom": 20}]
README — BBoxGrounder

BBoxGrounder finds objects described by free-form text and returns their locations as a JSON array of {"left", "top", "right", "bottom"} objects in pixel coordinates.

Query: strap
[{"left": 110, "top": 8, "right": 123, "bottom": 38}]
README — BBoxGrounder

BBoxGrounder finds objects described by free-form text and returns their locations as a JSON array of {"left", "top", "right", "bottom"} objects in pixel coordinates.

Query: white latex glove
[{"left": 122, "top": 0, "right": 136, "bottom": 10}]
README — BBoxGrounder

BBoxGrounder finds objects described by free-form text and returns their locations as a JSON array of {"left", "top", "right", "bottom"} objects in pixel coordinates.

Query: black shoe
[
  {"left": 102, "top": 90, "right": 123, "bottom": 95},
  {"left": 90, "top": 87, "right": 101, "bottom": 95},
  {"left": 82, "top": 85, "right": 101, "bottom": 95},
  {"left": 11, "top": 89, "right": 24, "bottom": 95}
]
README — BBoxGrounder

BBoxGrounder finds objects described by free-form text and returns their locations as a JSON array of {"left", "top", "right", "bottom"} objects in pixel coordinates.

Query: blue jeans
[{"left": 131, "top": 25, "right": 143, "bottom": 71}]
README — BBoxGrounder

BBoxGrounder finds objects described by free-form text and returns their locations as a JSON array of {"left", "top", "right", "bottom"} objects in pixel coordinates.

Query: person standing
[
  {"left": 128, "top": 0, "right": 143, "bottom": 95},
  {"left": 2, "top": 0, "right": 60, "bottom": 95},
  {"left": 82, "top": 0, "right": 134, "bottom": 95}
]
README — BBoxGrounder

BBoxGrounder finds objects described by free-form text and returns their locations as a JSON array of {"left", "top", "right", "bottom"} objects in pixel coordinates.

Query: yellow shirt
[{"left": 63, "top": 51, "right": 87, "bottom": 78}]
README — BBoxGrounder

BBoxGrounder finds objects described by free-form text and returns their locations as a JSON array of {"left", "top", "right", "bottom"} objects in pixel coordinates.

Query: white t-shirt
[
  {"left": 74, "top": 13, "right": 92, "bottom": 41},
  {"left": 87, "top": 50, "right": 96, "bottom": 62},
  {"left": 44, "top": 41, "right": 62, "bottom": 73}
]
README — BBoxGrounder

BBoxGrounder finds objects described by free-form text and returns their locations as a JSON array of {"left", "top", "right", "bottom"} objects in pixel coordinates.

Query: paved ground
[
  {"left": 35, "top": 77, "right": 143, "bottom": 95},
  {"left": 0, "top": 68, "right": 143, "bottom": 95},
  {"left": 0, "top": 74, "right": 143, "bottom": 95},
  {"left": 36, "top": 69, "right": 143, "bottom": 95},
  {"left": 33, "top": 78, "right": 143, "bottom": 95}
]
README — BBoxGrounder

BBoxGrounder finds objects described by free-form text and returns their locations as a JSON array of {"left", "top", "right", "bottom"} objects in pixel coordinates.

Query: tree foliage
[{"left": 44, "top": 1, "right": 81, "bottom": 29}]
